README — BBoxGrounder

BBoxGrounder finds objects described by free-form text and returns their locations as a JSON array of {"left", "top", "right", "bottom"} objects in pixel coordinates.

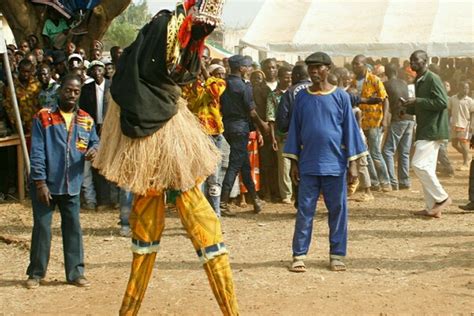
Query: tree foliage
[
  {"left": 0, "top": 0, "right": 131, "bottom": 51},
  {"left": 102, "top": 1, "right": 150, "bottom": 49}
]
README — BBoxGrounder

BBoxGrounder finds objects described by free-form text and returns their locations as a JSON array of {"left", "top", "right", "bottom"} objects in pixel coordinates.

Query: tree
[
  {"left": 102, "top": 0, "right": 151, "bottom": 49},
  {"left": 0, "top": 0, "right": 131, "bottom": 51}
]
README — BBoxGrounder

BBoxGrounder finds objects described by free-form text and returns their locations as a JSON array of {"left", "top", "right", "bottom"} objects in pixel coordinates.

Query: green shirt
[
  {"left": 406, "top": 70, "right": 449, "bottom": 141},
  {"left": 42, "top": 19, "right": 69, "bottom": 40}
]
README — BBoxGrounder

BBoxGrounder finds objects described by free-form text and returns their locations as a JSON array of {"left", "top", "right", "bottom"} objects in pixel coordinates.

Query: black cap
[
  {"left": 52, "top": 50, "right": 67, "bottom": 65},
  {"left": 228, "top": 55, "right": 253, "bottom": 69},
  {"left": 305, "top": 52, "right": 332, "bottom": 66}
]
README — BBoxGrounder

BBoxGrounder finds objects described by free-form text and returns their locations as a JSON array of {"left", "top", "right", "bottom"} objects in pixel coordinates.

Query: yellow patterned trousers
[{"left": 120, "top": 186, "right": 239, "bottom": 316}]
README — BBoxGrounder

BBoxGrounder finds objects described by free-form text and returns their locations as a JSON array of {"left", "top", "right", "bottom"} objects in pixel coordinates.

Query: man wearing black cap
[
  {"left": 220, "top": 54, "right": 268, "bottom": 215},
  {"left": 284, "top": 52, "right": 367, "bottom": 272}
]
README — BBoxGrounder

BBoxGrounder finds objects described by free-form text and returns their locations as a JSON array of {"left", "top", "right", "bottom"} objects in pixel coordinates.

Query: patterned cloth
[
  {"left": 188, "top": 77, "right": 226, "bottom": 135},
  {"left": 4, "top": 77, "right": 41, "bottom": 134},
  {"left": 353, "top": 72, "right": 388, "bottom": 130},
  {"left": 266, "top": 88, "right": 286, "bottom": 122}
]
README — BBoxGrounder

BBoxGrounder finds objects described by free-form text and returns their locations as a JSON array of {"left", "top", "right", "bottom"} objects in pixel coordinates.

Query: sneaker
[
  {"left": 381, "top": 184, "right": 392, "bottom": 192},
  {"left": 95, "top": 205, "right": 109, "bottom": 212},
  {"left": 398, "top": 184, "right": 411, "bottom": 190},
  {"left": 355, "top": 193, "right": 375, "bottom": 202},
  {"left": 69, "top": 276, "right": 91, "bottom": 287},
  {"left": 25, "top": 277, "right": 40, "bottom": 289},
  {"left": 281, "top": 198, "right": 292, "bottom": 204},
  {"left": 81, "top": 202, "right": 96, "bottom": 210},
  {"left": 221, "top": 208, "right": 236, "bottom": 217},
  {"left": 119, "top": 226, "right": 131, "bottom": 237},
  {"left": 371, "top": 185, "right": 382, "bottom": 192}
]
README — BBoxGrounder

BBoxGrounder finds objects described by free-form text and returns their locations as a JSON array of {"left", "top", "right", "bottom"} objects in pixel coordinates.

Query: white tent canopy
[{"left": 241, "top": 0, "right": 474, "bottom": 57}]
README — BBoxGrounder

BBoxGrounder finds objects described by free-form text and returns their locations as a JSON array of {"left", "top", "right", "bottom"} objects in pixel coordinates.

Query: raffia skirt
[{"left": 92, "top": 97, "right": 221, "bottom": 195}]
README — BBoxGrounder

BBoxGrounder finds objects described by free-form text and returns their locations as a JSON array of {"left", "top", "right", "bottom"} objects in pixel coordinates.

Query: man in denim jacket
[{"left": 25, "top": 74, "right": 99, "bottom": 289}]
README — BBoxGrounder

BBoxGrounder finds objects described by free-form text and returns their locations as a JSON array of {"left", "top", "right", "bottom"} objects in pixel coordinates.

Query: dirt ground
[{"left": 0, "top": 149, "right": 473, "bottom": 315}]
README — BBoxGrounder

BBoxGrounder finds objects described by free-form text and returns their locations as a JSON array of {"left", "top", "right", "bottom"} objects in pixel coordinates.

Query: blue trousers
[
  {"left": 221, "top": 132, "right": 256, "bottom": 196},
  {"left": 382, "top": 121, "right": 415, "bottom": 188},
  {"left": 293, "top": 173, "right": 348, "bottom": 257},
  {"left": 119, "top": 189, "right": 133, "bottom": 227},
  {"left": 27, "top": 188, "right": 85, "bottom": 282},
  {"left": 365, "top": 127, "right": 390, "bottom": 186}
]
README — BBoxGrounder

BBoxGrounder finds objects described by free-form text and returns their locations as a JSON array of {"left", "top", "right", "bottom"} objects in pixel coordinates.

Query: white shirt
[
  {"left": 95, "top": 80, "right": 105, "bottom": 124},
  {"left": 448, "top": 94, "right": 474, "bottom": 129},
  {"left": 266, "top": 80, "right": 278, "bottom": 91}
]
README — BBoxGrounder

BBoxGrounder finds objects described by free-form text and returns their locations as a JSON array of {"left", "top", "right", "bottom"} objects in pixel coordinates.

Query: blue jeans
[
  {"left": 202, "top": 134, "right": 223, "bottom": 216},
  {"left": 364, "top": 127, "right": 390, "bottom": 187},
  {"left": 293, "top": 173, "right": 348, "bottom": 257},
  {"left": 27, "top": 188, "right": 85, "bottom": 282},
  {"left": 81, "top": 160, "right": 96, "bottom": 205},
  {"left": 382, "top": 121, "right": 415, "bottom": 188},
  {"left": 119, "top": 189, "right": 133, "bottom": 227},
  {"left": 221, "top": 132, "right": 256, "bottom": 197}
]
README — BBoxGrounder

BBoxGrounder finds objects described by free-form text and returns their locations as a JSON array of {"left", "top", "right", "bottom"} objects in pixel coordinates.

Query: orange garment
[{"left": 239, "top": 131, "right": 260, "bottom": 193}]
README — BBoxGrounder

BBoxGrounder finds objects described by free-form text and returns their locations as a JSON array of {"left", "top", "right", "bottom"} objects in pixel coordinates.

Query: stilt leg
[
  {"left": 204, "top": 254, "right": 239, "bottom": 316},
  {"left": 120, "top": 252, "right": 157, "bottom": 316},
  {"left": 176, "top": 186, "right": 239, "bottom": 315},
  {"left": 120, "top": 193, "right": 165, "bottom": 316}
]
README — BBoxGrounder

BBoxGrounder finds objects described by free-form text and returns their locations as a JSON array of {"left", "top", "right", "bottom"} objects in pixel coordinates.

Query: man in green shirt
[{"left": 403, "top": 50, "right": 451, "bottom": 218}]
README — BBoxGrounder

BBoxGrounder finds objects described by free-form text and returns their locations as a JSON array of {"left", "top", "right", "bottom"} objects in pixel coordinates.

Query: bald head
[
  {"left": 410, "top": 50, "right": 428, "bottom": 63},
  {"left": 410, "top": 50, "right": 429, "bottom": 75},
  {"left": 352, "top": 54, "right": 367, "bottom": 65},
  {"left": 352, "top": 54, "right": 367, "bottom": 78}
]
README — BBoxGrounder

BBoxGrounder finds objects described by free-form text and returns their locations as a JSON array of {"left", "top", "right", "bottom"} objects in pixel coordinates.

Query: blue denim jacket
[{"left": 30, "top": 106, "right": 99, "bottom": 195}]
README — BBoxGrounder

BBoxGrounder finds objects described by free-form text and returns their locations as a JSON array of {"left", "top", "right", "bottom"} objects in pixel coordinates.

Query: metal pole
[{"left": 2, "top": 51, "right": 31, "bottom": 176}]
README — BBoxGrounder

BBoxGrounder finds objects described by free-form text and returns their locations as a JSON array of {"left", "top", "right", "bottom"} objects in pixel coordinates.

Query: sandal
[
  {"left": 289, "top": 259, "right": 306, "bottom": 273},
  {"left": 329, "top": 258, "right": 346, "bottom": 271}
]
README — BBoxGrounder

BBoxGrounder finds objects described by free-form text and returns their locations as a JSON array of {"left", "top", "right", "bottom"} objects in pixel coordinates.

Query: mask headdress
[{"left": 177, "top": 0, "right": 225, "bottom": 50}]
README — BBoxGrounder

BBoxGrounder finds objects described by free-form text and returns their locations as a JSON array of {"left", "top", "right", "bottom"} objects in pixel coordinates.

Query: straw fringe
[{"left": 93, "top": 98, "right": 221, "bottom": 195}]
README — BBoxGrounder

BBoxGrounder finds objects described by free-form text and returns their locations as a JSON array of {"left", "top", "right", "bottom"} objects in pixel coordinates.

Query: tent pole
[{"left": 2, "top": 51, "right": 31, "bottom": 177}]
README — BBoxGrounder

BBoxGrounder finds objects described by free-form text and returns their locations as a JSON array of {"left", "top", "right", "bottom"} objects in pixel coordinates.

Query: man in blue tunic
[{"left": 283, "top": 52, "right": 367, "bottom": 272}]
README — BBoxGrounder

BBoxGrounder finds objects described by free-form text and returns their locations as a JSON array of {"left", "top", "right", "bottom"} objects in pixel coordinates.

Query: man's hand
[
  {"left": 85, "top": 148, "right": 97, "bottom": 161},
  {"left": 400, "top": 97, "right": 416, "bottom": 107},
  {"left": 361, "top": 97, "right": 383, "bottom": 104},
  {"left": 257, "top": 133, "right": 264, "bottom": 147},
  {"left": 271, "top": 137, "right": 278, "bottom": 151},
  {"left": 290, "top": 160, "right": 300, "bottom": 185},
  {"left": 35, "top": 181, "right": 52, "bottom": 207},
  {"left": 348, "top": 160, "right": 358, "bottom": 184}
]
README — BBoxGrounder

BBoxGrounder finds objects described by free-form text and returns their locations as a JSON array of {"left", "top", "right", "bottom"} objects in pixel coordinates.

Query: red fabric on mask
[{"left": 183, "top": 0, "right": 196, "bottom": 11}]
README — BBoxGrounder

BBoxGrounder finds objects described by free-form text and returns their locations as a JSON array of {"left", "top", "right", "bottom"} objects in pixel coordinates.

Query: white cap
[
  {"left": 208, "top": 64, "right": 225, "bottom": 74},
  {"left": 88, "top": 60, "right": 105, "bottom": 69},
  {"left": 68, "top": 53, "right": 83, "bottom": 62}
]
